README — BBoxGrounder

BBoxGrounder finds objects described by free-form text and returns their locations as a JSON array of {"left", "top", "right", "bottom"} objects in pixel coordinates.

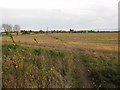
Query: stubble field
[
  {"left": 2, "top": 33, "right": 119, "bottom": 88},
  {"left": 2, "top": 33, "right": 118, "bottom": 56}
]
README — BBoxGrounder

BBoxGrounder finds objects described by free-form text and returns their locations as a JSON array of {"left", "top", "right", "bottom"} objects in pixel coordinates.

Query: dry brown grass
[{"left": 2, "top": 33, "right": 118, "bottom": 57}]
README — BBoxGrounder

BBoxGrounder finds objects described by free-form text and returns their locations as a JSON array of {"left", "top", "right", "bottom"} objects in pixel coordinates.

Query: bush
[{"left": 21, "top": 30, "right": 30, "bottom": 34}]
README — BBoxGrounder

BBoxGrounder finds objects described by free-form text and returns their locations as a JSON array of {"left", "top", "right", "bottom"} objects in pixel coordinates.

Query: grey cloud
[{"left": 1, "top": 0, "right": 118, "bottom": 30}]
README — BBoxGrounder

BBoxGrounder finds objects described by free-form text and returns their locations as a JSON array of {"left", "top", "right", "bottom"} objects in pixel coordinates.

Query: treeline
[
  {"left": 1, "top": 24, "right": 21, "bottom": 35},
  {"left": 20, "top": 29, "right": 119, "bottom": 35},
  {"left": 1, "top": 24, "right": 119, "bottom": 35}
]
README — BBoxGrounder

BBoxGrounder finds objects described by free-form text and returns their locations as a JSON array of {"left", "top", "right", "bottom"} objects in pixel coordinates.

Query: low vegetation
[
  {"left": 76, "top": 54, "right": 120, "bottom": 88},
  {"left": 2, "top": 43, "right": 119, "bottom": 88},
  {"left": 2, "top": 44, "right": 77, "bottom": 88}
]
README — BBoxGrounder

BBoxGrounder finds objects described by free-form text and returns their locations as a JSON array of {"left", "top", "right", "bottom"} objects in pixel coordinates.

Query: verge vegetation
[
  {"left": 76, "top": 54, "right": 120, "bottom": 88},
  {"left": 2, "top": 44, "right": 77, "bottom": 88}
]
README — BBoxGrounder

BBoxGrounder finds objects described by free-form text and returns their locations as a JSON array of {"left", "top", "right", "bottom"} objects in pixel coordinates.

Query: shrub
[{"left": 21, "top": 30, "right": 30, "bottom": 34}]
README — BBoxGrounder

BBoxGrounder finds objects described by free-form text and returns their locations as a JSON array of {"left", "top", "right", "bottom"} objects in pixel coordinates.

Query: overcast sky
[{"left": 0, "top": 0, "right": 119, "bottom": 30}]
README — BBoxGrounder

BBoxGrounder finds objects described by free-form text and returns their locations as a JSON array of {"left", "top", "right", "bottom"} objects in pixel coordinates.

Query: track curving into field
[
  {"left": 2, "top": 33, "right": 118, "bottom": 88},
  {"left": 45, "top": 34, "right": 94, "bottom": 88}
]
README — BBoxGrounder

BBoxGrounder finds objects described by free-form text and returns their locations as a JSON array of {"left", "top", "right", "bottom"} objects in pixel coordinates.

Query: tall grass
[{"left": 2, "top": 44, "right": 75, "bottom": 88}]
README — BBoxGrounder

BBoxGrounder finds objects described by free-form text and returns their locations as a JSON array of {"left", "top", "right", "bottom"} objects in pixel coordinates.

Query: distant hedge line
[
  {"left": 2, "top": 30, "right": 119, "bottom": 35},
  {"left": 20, "top": 30, "right": 118, "bottom": 34}
]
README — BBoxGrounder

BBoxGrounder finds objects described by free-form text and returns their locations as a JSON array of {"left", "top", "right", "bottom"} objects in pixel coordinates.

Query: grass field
[
  {"left": 2, "top": 33, "right": 119, "bottom": 88},
  {"left": 2, "top": 33, "right": 118, "bottom": 55}
]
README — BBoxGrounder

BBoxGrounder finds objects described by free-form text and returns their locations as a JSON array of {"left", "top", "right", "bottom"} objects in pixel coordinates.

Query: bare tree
[
  {"left": 8, "top": 25, "right": 12, "bottom": 32},
  {"left": 13, "top": 25, "right": 20, "bottom": 32},
  {"left": 13, "top": 25, "right": 21, "bottom": 35},
  {"left": 2, "top": 24, "right": 12, "bottom": 34},
  {"left": 2, "top": 24, "right": 8, "bottom": 32}
]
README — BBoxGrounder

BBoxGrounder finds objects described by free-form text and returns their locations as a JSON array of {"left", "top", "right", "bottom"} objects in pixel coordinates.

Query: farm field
[
  {"left": 1, "top": 33, "right": 119, "bottom": 88},
  {"left": 2, "top": 33, "right": 118, "bottom": 56}
]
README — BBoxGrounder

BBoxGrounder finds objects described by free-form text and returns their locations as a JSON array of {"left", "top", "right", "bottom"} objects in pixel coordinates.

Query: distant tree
[
  {"left": 2, "top": 24, "right": 12, "bottom": 35},
  {"left": 21, "top": 30, "right": 30, "bottom": 34},
  {"left": 8, "top": 25, "right": 12, "bottom": 32},
  {"left": 39, "top": 30, "right": 44, "bottom": 33},
  {"left": 70, "top": 29, "right": 74, "bottom": 33},
  {"left": 2, "top": 24, "right": 8, "bottom": 32},
  {"left": 13, "top": 25, "right": 21, "bottom": 35}
]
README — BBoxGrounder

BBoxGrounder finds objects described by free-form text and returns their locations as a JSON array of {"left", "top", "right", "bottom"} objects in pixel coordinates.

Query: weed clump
[{"left": 2, "top": 44, "right": 74, "bottom": 88}]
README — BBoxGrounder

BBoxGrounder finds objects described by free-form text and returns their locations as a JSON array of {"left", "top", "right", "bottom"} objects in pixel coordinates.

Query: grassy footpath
[
  {"left": 76, "top": 54, "right": 120, "bottom": 88},
  {"left": 2, "top": 44, "right": 77, "bottom": 88},
  {"left": 2, "top": 44, "right": 119, "bottom": 88}
]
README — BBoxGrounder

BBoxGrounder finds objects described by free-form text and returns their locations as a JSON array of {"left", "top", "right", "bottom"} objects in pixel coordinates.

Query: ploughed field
[{"left": 1, "top": 33, "right": 119, "bottom": 88}]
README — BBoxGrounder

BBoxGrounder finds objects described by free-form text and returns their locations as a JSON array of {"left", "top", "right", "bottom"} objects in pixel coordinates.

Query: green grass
[
  {"left": 2, "top": 43, "right": 119, "bottom": 88},
  {"left": 77, "top": 55, "right": 119, "bottom": 88},
  {"left": 2, "top": 44, "right": 76, "bottom": 88}
]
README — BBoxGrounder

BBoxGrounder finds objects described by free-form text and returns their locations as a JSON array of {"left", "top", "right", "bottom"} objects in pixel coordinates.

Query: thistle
[
  {"left": 34, "top": 38, "right": 38, "bottom": 43},
  {"left": 9, "top": 34, "right": 15, "bottom": 43}
]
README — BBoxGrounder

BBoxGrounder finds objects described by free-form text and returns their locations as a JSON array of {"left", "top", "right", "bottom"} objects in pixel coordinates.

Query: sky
[{"left": 0, "top": 0, "right": 119, "bottom": 31}]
